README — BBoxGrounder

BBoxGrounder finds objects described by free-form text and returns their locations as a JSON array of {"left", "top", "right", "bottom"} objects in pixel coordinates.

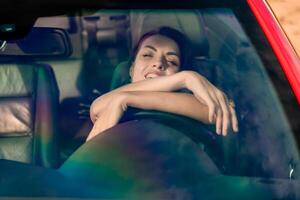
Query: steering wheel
[{"left": 120, "top": 109, "right": 225, "bottom": 170}]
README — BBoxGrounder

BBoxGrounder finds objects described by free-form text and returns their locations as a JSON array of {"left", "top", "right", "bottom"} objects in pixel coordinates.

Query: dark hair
[{"left": 130, "top": 26, "right": 192, "bottom": 70}]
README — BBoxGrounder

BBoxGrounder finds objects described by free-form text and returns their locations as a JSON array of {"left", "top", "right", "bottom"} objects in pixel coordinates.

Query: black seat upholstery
[{"left": 0, "top": 63, "right": 59, "bottom": 168}]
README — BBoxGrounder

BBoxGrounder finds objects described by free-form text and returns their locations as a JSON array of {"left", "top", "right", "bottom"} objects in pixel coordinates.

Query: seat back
[
  {"left": 0, "top": 63, "right": 59, "bottom": 168},
  {"left": 130, "top": 9, "right": 209, "bottom": 57}
]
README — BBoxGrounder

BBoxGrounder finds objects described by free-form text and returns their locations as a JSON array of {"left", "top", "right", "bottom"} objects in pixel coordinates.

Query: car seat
[
  {"left": 0, "top": 63, "right": 60, "bottom": 168},
  {"left": 80, "top": 11, "right": 130, "bottom": 96}
]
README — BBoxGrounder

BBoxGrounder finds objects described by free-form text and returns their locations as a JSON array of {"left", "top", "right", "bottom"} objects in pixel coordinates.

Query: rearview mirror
[{"left": 0, "top": 27, "right": 72, "bottom": 58}]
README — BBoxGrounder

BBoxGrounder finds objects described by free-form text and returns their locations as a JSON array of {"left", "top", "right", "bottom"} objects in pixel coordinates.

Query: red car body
[{"left": 248, "top": 0, "right": 300, "bottom": 104}]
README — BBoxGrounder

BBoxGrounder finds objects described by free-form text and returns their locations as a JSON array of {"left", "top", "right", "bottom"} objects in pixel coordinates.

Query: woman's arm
[
  {"left": 130, "top": 91, "right": 238, "bottom": 135},
  {"left": 90, "top": 71, "right": 186, "bottom": 122},
  {"left": 90, "top": 70, "right": 238, "bottom": 135},
  {"left": 91, "top": 71, "right": 224, "bottom": 120},
  {"left": 125, "top": 91, "right": 210, "bottom": 123},
  {"left": 87, "top": 91, "right": 221, "bottom": 141}
]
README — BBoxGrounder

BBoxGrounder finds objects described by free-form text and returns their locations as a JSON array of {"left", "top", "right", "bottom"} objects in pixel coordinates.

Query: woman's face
[{"left": 130, "top": 34, "right": 181, "bottom": 82}]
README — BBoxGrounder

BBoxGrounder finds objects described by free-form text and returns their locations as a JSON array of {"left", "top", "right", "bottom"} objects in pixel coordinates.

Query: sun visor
[{"left": 130, "top": 10, "right": 209, "bottom": 57}]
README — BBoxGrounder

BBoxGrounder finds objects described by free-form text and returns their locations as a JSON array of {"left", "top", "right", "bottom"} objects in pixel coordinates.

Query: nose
[{"left": 152, "top": 57, "right": 166, "bottom": 71}]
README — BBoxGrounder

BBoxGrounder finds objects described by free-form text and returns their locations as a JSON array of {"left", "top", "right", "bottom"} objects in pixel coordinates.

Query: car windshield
[
  {"left": 0, "top": 6, "right": 299, "bottom": 199},
  {"left": 32, "top": 8, "right": 299, "bottom": 177}
]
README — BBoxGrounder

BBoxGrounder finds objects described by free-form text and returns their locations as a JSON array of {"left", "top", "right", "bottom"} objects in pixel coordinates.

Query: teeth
[
  {"left": 145, "top": 72, "right": 161, "bottom": 79},
  {"left": 145, "top": 75, "right": 153, "bottom": 79}
]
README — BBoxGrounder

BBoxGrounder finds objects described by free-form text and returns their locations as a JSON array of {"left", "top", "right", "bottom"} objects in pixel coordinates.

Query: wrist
[
  {"left": 180, "top": 70, "right": 197, "bottom": 90},
  {"left": 114, "top": 91, "right": 130, "bottom": 111},
  {"left": 178, "top": 71, "right": 191, "bottom": 89}
]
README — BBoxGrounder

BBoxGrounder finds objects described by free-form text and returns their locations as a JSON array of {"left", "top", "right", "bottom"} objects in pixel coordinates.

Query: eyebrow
[{"left": 144, "top": 45, "right": 179, "bottom": 58}]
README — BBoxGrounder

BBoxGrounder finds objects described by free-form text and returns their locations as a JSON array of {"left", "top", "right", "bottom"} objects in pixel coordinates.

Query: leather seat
[{"left": 0, "top": 63, "right": 59, "bottom": 168}]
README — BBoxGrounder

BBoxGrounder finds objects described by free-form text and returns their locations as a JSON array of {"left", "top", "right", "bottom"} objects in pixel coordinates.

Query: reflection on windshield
[
  {"left": 197, "top": 8, "right": 299, "bottom": 178},
  {"left": 34, "top": 9, "right": 300, "bottom": 179}
]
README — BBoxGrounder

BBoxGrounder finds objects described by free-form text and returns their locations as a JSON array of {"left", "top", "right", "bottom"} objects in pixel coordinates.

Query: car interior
[{"left": 0, "top": 5, "right": 299, "bottom": 199}]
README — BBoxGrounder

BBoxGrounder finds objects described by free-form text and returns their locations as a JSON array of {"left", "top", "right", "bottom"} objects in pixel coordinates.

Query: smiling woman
[
  {"left": 129, "top": 26, "right": 189, "bottom": 82},
  {"left": 86, "top": 26, "right": 239, "bottom": 141},
  {"left": 130, "top": 34, "right": 180, "bottom": 81}
]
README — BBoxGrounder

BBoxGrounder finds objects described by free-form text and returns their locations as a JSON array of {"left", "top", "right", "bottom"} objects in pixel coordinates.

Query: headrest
[
  {"left": 0, "top": 65, "right": 34, "bottom": 97},
  {"left": 110, "top": 61, "right": 131, "bottom": 90},
  {"left": 130, "top": 10, "right": 209, "bottom": 57},
  {"left": 110, "top": 10, "right": 209, "bottom": 89}
]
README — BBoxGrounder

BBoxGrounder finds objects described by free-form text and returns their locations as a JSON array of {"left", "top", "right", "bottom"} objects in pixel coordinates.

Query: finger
[
  {"left": 206, "top": 82, "right": 231, "bottom": 136},
  {"left": 202, "top": 83, "right": 221, "bottom": 123},
  {"left": 206, "top": 95, "right": 217, "bottom": 123},
  {"left": 216, "top": 92, "right": 230, "bottom": 136},
  {"left": 201, "top": 80, "right": 231, "bottom": 134},
  {"left": 194, "top": 78, "right": 219, "bottom": 123},
  {"left": 89, "top": 116, "right": 104, "bottom": 139},
  {"left": 203, "top": 84, "right": 225, "bottom": 129},
  {"left": 86, "top": 124, "right": 99, "bottom": 141},
  {"left": 195, "top": 87, "right": 217, "bottom": 123},
  {"left": 229, "top": 105, "right": 239, "bottom": 133},
  {"left": 216, "top": 109, "right": 222, "bottom": 135}
]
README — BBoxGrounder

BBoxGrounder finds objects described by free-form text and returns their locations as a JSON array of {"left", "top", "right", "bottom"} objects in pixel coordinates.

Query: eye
[
  {"left": 142, "top": 53, "right": 153, "bottom": 58},
  {"left": 167, "top": 60, "right": 179, "bottom": 66}
]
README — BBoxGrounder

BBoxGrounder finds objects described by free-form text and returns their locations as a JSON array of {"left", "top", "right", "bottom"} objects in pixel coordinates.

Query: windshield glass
[{"left": 0, "top": 8, "right": 299, "bottom": 183}]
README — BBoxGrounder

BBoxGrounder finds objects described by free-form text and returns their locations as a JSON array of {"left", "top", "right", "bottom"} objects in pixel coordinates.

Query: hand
[
  {"left": 183, "top": 71, "right": 238, "bottom": 136},
  {"left": 86, "top": 92, "right": 128, "bottom": 141}
]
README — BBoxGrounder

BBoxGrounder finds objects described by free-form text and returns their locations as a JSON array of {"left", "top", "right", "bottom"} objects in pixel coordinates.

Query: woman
[{"left": 86, "top": 27, "right": 238, "bottom": 141}]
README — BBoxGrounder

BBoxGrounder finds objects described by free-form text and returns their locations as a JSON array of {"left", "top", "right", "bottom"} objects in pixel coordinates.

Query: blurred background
[{"left": 268, "top": 0, "right": 300, "bottom": 56}]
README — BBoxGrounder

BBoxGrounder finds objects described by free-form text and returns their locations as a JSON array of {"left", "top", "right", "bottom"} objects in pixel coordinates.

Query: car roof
[
  {"left": 1, "top": 0, "right": 247, "bottom": 17},
  {"left": 0, "top": 0, "right": 249, "bottom": 40}
]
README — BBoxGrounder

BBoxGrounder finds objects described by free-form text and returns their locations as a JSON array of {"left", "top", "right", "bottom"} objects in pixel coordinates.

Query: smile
[{"left": 144, "top": 71, "right": 163, "bottom": 79}]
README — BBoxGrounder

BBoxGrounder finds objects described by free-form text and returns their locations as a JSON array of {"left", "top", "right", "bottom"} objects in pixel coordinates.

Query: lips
[{"left": 144, "top": 71, "right": 164, "bottom": 79}]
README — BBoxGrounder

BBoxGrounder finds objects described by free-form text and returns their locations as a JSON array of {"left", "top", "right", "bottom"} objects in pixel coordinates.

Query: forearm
[
  {"left": 114, "top": 71, "right": 186, "bottom": 92},
  {"left": 87, "top": 91, "right": 209, "bottom": 142},
  {"left": 125, "top": 91, "right": 210, "bottom": 124},
  {"left": 90, "top": 71, "right": 188, "bottom": 122}
]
